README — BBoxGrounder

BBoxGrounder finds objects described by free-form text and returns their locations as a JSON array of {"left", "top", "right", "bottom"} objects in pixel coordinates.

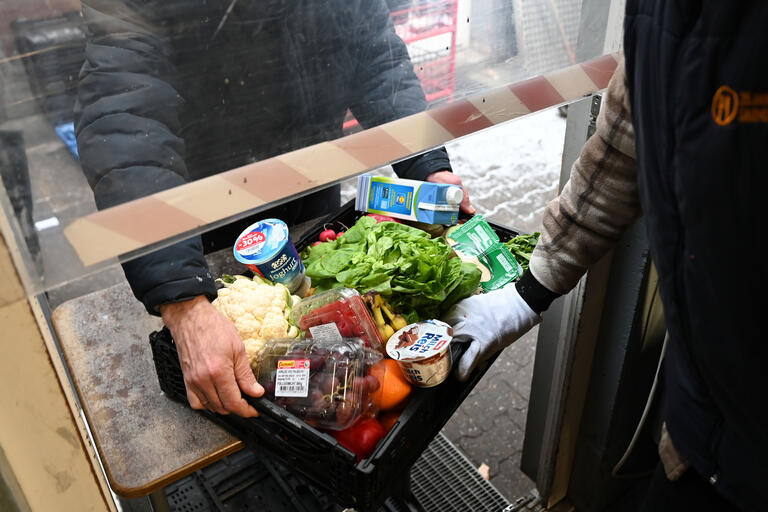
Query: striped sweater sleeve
[{"left": 528, "top": 57, "right": 642, "bottom": 296}]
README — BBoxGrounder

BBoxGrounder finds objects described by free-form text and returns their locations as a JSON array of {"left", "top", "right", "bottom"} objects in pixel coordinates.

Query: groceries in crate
[
  {"left": 233, "top": 218, "right": 307, "bottom": 294},
  {"left": 356, "top": 174, "right": 462, "bottom": 225},
  {"left": 210, "top": 205, "right": 526, "bottom": 462},
  {"left": 254, "top": 338, "right": 382, "bottom": 431},
  {"left": 386, "top": 320, "right": 454, "bottom": 388},
  {"left": 292, "top": 288, "right": 384, "bottom": 353},
  {"left": 301, "top": 215, "right": 481, "bottom": 323},
  {"left": 444, "top": 215, "right": 522, "bottom": 292},
  {"left": 211, "top": 274, "right": 301, "bottom": 369}
]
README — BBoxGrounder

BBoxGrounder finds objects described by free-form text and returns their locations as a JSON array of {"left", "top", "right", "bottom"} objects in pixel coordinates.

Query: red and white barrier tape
[{"left": 64, "top": 53, "right": 620, "bottom": 266}]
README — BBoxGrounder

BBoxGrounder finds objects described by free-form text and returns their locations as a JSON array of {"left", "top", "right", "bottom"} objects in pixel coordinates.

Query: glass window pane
[{"left": 0, "top": 0, "right": 611, "bottom": 300}]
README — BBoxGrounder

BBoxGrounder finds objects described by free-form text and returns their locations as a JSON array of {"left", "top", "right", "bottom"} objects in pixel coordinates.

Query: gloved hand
[{"left": 443, "top": 283, "right": 541, "bottom": 381}]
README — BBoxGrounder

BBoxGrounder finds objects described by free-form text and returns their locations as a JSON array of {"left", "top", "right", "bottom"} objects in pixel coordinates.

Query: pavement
[{"left": 442, "top": 328, "right": 539, "bottom": 500}]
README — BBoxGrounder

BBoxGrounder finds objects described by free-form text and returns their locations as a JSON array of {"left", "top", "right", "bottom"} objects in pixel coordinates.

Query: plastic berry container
[
  {"left": 254, "top": 338, "right": 383, "bottom": 431},
  {"left": 292, "top": 288, "right": 384, "bottom": 353}
]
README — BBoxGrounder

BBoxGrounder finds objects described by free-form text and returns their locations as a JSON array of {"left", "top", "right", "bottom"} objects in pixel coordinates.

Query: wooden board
[{"left": 51, "top": 282, "right": 243, "bottom": 498}]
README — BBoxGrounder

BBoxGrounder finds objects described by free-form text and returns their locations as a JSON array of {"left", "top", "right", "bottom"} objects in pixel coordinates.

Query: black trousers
[{"left": 639, "top": 463, "right": 741, "bottom": 512}]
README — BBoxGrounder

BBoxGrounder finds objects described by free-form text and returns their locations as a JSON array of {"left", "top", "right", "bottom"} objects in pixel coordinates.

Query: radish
[
  {"left": 312, "top": 240, "right": 323, "bottom": 246},
  {"left": 318, "top": 229, "right": 336, "bottom": 242},
  {"left": 336, "top": 231, "right": 346, "bottom": 237}
]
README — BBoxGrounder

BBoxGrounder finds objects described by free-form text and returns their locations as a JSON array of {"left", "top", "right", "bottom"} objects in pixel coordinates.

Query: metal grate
[{"left": 410, "top": 432, "right": 511, "bottom": 512}]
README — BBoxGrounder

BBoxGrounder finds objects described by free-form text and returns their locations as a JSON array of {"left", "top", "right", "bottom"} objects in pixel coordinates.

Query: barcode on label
[{"left": 278, "top": 385, "right": 305, "bottom": 392}]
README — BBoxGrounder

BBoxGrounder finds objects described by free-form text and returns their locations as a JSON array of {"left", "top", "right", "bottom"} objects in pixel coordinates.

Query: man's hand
[
  {"left": 426, "top": 170, "right": 475, "bottom": 214},
  {"left": 159, "top": 295, "right": 263, "bottom": 417},
  {"left": 442, "top": 283, "right": 540, "bottom": 381}
]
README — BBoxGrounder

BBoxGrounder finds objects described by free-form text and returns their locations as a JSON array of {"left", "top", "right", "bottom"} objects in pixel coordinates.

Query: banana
[
  {"left": 380, "top": 323, "right": 395, "bottom": 340},
  {"left": 381, "top": 299, "right": 408, "bottom": 331},
  {"left": 364, "top": 290, "right": 407, "bottom": 340},
  {"left": 380, "top": 302, "right": 395, "bottom": 322},
  {"left": 391, "top": 314, "right": 408, "bottom": 331},
  {"left": 372, "top": 305, "right": 386, "bottom": 327}
]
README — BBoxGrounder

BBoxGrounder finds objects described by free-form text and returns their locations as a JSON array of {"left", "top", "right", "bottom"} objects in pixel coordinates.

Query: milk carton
[{"left": 355, "top": 174, "right": 462, "bottom": 225}]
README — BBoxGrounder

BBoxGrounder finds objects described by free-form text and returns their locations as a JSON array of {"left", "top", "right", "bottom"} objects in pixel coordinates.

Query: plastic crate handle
[{"left": 149, "top": 327, "right": 355, "bottom": 462}]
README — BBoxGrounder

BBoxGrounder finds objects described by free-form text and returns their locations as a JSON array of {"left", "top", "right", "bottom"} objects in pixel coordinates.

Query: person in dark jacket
[
  {"left": 444, "top": 2, "right": 765, "bottom": 511},
  {"left": 75, "top": 0, "right": 474, "bottom": 418}
]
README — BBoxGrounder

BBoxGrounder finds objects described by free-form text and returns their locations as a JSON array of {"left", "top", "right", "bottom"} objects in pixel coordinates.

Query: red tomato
[
  {"left": 299, "top": 297, "right": 378, "bottom": 346},
  {"left": 333, "top": 418, "right": 387, "bottom": 461}
]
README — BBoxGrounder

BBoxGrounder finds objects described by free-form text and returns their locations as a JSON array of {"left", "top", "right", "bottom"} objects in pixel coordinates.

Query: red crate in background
[{"left": 343, "top": 0, "right": 458, "bottom": 132}]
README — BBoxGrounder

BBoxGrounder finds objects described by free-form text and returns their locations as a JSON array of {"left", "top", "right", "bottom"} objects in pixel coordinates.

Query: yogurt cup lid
[
  {"left": 386, "top": 320, "right": 453, "bottom": 362},
  {"left": 234, "top": 219, "right": 289, "bottom": 264}
]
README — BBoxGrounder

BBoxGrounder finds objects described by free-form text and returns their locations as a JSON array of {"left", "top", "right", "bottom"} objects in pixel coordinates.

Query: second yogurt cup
[{"left": 385, "top": 320, "right": 453, "bottom": 388}]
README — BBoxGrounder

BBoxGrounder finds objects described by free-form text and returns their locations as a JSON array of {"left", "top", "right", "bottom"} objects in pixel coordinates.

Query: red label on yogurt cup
[{"left": 236, "top": 231, "right": 266, "bottom": 252}]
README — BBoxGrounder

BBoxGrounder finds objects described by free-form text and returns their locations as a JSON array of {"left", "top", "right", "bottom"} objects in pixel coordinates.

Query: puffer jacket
[{"left": 75, "top": 0, "right": 452, "bottom": 312}]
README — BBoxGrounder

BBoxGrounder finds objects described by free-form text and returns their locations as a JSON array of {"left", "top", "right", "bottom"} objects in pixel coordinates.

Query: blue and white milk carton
[{"left": 355, "top": 174, "right": 463, "bottom": 225}]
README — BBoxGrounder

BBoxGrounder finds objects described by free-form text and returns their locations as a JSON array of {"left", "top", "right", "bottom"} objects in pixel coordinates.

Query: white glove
[{"left": 443, "top": 283, "right": 541, "bottom": 381}]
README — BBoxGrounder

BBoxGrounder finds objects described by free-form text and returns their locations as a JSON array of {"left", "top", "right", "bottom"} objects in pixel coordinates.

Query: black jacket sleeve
[
  {"left": 348, "top": 0, "right": 452, "bottom": 180},
  {"left": 515, "top": 270, "right": 561, "bottom": 314},
  {"left": 75, "top": 0, "right": 215, "bottom": 314}
]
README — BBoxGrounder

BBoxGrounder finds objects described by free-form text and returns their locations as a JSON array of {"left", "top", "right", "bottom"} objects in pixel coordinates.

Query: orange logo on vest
[{"left": 712, "top": 85, "right": 739, "bottom": 126}]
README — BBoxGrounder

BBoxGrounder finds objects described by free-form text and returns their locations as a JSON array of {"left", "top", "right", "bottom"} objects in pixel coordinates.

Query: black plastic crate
[
  {"left": 164, "top": 432, "right": 512, "bottom": 512},
  {"left": 165, "top": 449, "right": 342, "bottom": 512},
  {"left": 150, "top": 202, "right": 522, "bottom": 511}
]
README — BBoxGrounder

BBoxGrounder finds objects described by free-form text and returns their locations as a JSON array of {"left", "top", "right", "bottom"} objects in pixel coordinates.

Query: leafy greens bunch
[
  {"left": 302, "top": 216, "right": 481, "bottom": 322},
  {"left": 504, "top": 232, "right": 540, "bottom": 272}
]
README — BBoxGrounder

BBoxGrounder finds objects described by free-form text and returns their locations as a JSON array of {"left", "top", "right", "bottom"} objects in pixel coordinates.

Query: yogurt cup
[
  {"left": 233, "top": 219, "right": 305, "bottom": 293},
  {"left": 386, "top": 320, "right": 453, "bottom": 388}
]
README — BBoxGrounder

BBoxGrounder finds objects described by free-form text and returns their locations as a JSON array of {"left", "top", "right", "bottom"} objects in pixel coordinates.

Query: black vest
[{"left": 624, "top": 2, "right": 767, "bottom": 510}]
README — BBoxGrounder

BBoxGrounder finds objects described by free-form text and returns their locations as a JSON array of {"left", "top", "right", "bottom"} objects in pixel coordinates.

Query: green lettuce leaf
[{"left": 302, "top": 217, "right": 481, "bottom": 320}]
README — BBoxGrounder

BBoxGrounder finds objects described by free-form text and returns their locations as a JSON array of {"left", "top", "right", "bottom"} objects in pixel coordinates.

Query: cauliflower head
[{"left": 212, "top": 275, "right": 300, "bottom": 367}]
